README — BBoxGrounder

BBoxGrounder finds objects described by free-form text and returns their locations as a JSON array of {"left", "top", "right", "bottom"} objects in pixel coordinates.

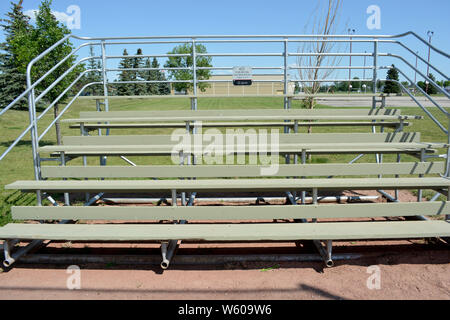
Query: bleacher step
[{"left": 0, "top": 221, "right": 449, "bottom": 242}]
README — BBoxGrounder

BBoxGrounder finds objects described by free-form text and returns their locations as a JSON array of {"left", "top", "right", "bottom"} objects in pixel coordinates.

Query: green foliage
[
  {"left": 164, "top": 43, "right": 212, "bottom": 93},
  {"left": 83, "top": 45, "right": 103, "bottom": 96},
  {"left": 117, "top": 49, "right": 171, "bottom": 96},
  {"left": 31, "top": 0, "right": 84, "bottom": 104},
  {"left": 0, "top": 191, "right": 36, "bottom": 227},
  {"left": 351, "top": 77, "right": 361, "bottom": 91},
  {"left": 117, "top": 49, "right": 133, "bottom": 96},
  {"left": 437, "top": 80, "right": 450, "bottom": 88},
  {"left": 418, "top": 73, "right": 438, "bottom": 95},
  {"left": 131, "top": 48, "right": 146, "bottom": 95},
  {"left": 142, "top": 58, "right": 159, "bottom": 95},
  {"left": 151, "top": 58, "right": 171, "bottom": 95},
  {"left": 0, "top": 0, "right": 83, "bottom": 111},
  {"left": 0, "top": 1, "right": 32, "bottom": 109},
  {"left": 383, "top": 65, "right": 401, "bottom": 94}
]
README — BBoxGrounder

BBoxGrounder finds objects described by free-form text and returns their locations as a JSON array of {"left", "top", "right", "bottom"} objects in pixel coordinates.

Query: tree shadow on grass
[{"left": 0, "top": 139, "right": 55, "bottom": 149}]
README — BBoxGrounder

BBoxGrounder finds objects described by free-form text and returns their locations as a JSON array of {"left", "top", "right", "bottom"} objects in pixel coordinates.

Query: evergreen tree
[
  {"left": 141, "top": 58, "right": 159, "bottom": 95},
  {"left": 117, "top": 49, "right": 133, "bottom": 96},
  {"left": 0, "top": 1, "right": 33, "bottom": 109},
  {"left": 418, "top": 73, "right": 438, "bottom": 95},
  {"left": 152, "top": 57, "right": 171, "bottom": 95},
  {"left": 164, "top": 43, "right": 212, "bottom": 93},
  {"left": 383, "top": 65, "right": 401, "bottom": 94},
  {"left": 131, "top": 48, "right": 146, "bottom": 95},
  {"left": 84, "top": 45, "right": 102, "bottom": 96},
  {"left": 158, "top": 68, "right": 171, "bottom": 95},
  {"left": 141, "top": 57, "right": 171, "bottom": 95}
]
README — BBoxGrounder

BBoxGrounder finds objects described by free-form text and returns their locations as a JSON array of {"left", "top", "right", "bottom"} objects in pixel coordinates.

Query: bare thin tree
[{"left": 297, "top": 0, "right": 346, "bottom": 114}]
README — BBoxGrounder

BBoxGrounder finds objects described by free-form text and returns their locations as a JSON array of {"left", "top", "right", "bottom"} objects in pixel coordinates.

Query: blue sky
[{"left": 1, "top": 0, "right": 449, "bottom": 84}]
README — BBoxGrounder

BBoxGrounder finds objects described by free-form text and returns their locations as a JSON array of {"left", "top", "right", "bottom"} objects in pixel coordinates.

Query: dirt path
[
  {"left": 0, "top": 190, "right": 448, "bottom": 300},
  {"left": 0, "top": 244, "right": 449, "bottom": 300}
]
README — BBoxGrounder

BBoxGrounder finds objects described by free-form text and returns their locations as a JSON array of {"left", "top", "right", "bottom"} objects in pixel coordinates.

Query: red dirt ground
[{"left": 0, "top": 190, "right": 448, "bottom": 300}]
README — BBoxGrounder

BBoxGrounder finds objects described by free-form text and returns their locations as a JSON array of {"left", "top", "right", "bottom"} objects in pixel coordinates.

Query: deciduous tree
[
  {"left": 31, "top": 0, "right": 84, "bottom": 145},
  {"left": 164, "top": 43, "right": 212, "bottom": 94}
]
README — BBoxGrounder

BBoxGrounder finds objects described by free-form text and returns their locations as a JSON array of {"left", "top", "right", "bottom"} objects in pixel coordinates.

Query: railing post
[
  {"left": 191, "top": 38, "right": 198, "bottom": 111},
  {"left": 101, "top": 40, "right": 109, "bottom": 112},
  {"left": 100, "top": 40, "right": 109, "bottom": 167},
  {"left": 27, "top": 83, "right": 41, "bottom": 183},
  {"left": 283, "top": 39, "right": 289, "bottom": 111},
  {"left": 447, "top": 115, "right": 450, "bottom": 179},
  {"left": 372, "top": 40, "right": 378, "bottom": 110},
  {"left": 283, "top": 38, "right": 290, "bottom": 167}
]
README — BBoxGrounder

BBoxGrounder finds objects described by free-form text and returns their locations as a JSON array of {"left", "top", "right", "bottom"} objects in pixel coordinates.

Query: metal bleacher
[{"left": 0, "top": 33, "right": 449, "bottom": 270}]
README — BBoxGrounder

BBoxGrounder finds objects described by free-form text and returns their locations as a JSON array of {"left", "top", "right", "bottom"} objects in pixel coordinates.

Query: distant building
[{"left": 445, "top": 86, "right": 450, "bottom": 94}]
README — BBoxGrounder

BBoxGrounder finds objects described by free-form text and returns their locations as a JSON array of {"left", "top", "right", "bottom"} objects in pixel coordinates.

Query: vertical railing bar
[
  {"left": 100, "top": 41, "right": 109, "bottom": 168},
  {"left": 27, "top": 78, "right": 40, "bottom": 182},
  {"left": 192, "top": 38, "right": 198, "bottom": 111},
  {"left": 372, "top": 40, "right": 378, "bottom": 111},
  {"left": 101, "top": 41, "right": 109, "bottom": 113},
  {"left": 60, "top": 152, "right": 70, "bottom": 207}
]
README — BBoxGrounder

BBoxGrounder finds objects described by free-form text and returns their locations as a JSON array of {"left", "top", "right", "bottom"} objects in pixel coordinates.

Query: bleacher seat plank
[
  {"left": 40, "top": 144, "right": 438, "bottom": 157},
  {"left": 41, "top": 163, "right": 446, "bottom": 179},
  {"left": 0, "top": 221, "right": 448, "bottom": 241},
  {"left": 61, "top": 133, "right": 422, "bottom": 145},
  {"left": 64, "top": 115, "right": 419, "bottom": 123},
  {"left": 12, "top": 202, "right": 450, "bottom": 221},
  {"left": 69, "top": 121, "right": 407, "bottom": 130},
  {"left": 59, "top": 108, "right": 422, "bottom": 124},
  {"left": 6, "top": 178, "right": 450, "bottom": 193}
]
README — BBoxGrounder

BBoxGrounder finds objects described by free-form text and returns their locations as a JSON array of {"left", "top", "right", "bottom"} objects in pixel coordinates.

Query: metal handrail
[{"left": 0, "top": 32, "right": 449, "bottom": 181}]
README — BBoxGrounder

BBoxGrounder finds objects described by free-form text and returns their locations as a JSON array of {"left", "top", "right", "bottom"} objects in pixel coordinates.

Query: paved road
[{"left": 314, "top": 96, "right": 450, "bottom": 108}]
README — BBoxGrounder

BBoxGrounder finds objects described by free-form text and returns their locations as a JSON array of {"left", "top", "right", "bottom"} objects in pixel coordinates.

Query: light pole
[
  {"left": 348, "top": 28, "right": 356, "bottom": 94},
  {"left": 426, "top": 31, "right": 434, "bottom": 94},
  {"left": 414, "top": 51, "right": 418, "bottom": 95}
]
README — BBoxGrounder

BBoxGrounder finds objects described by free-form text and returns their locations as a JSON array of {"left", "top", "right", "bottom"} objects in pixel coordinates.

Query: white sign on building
[{"left": 233, "top": 66, "right": 253, "bottom": 86}]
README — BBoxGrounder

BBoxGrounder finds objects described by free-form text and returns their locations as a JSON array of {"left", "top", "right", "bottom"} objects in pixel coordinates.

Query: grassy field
[{"left": 0, "top": 96, "right": 448, "bottom": 226}]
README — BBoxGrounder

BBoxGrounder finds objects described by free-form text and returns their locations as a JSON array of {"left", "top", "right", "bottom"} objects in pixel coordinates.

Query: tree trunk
[
  {"left": 307, "top": 97, "right": 315, "bottom": 162},
  {"left": 54, "top": 104, "right": 62, "bottom": 146}
]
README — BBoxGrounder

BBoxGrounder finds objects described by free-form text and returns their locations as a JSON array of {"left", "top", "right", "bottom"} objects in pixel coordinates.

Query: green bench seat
[
  {"left": 69, "top": 121, "right": 408, "bottom": 131},
  {"left": 0, "top": 221, "right": 448, "bottom": 242},
  {"left": 40, "top": 162, "right": 446, "bottom": 179},
  {"left": 11, "top": 202, "right": 450, "bottom": 221},
  {"left": 62, "top": 109, "right": 419, "bottom": 124},
  {"left": 6, "top": 178, "right": 450, "bottom": 193}
]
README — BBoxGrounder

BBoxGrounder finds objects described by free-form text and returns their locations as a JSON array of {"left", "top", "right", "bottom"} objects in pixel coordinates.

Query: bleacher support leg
[
  {"left": 301, "top": 149, "right": 307, "bottom": 205},
  {"left": 80, "top": 123, "right": 90, "bottom": 203},
  {"left": 418, "top": 149, "right": 426, "bottom": 202},
  {"left": 3, "top": 239, "right": 43, "bottom": 268},
  {"left": 313, "top": 240, "right": 334, "bottom": 268},
  {"left": 447, "top": 189, "right": 450, "bottom": 222},
  {"left": 309, "top": 188, "right": 333, "bottom": 267},
  {"left": 161, "top": 189, "right": 187, "bottom": 270},
  {"left": 60, "top": 152, "right": 70, "bottom": 206}
]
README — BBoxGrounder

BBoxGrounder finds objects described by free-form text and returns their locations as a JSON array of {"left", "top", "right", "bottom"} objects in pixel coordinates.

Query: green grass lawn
[{"left": 0, "top": 96, "right": 448, "bottom": 226}]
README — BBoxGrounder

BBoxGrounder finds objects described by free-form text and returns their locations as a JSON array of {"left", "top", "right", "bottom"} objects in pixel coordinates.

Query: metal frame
[
  {"left": 0, "top": 31, "right": 449, "bottom": 268},
  {"left": 0, "top": 32, "right": 448, "bottom": 171}
]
